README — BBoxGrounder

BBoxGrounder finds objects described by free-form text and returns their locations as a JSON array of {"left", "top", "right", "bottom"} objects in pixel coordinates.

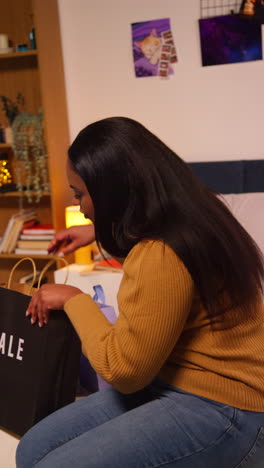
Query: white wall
[{"left": 57, "top": 0, "right": 264, "bottom": 162}]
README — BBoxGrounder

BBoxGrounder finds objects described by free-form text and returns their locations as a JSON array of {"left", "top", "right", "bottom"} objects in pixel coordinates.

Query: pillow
[{"left": 219, "top": 193, "right": 264, "bottom": 255}]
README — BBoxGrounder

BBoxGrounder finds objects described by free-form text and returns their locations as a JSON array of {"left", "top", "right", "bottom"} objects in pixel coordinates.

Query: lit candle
[
  {"left": 65, "top": 205, "right": 94, "bottom": 265},
  {"left": 0, "top": 34, "right": 9, "bottom": 49}
]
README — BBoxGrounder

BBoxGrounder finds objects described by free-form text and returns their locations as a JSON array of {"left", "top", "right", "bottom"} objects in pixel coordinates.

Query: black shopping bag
[{"left": 0, "top": 259, "right": 81, "bottom": 436}]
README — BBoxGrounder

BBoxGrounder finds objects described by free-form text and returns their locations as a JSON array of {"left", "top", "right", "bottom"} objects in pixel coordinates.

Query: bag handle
[
  {"left": 37, "top": 256, "right": 69, "bottom": 288},
  {"left": 7, "top": 257, "right": 37, "bottom": 292}
]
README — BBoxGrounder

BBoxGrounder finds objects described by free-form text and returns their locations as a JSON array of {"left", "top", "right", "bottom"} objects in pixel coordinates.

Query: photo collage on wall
[
  {"left": 131, "top": 18, "right": 177, "bottom": 79},
  {"left": 199, "top": 0, "right": 263, "bottom": 66},
  {"left": 130, "top": 2, "right": 264, "bottom": 76}
]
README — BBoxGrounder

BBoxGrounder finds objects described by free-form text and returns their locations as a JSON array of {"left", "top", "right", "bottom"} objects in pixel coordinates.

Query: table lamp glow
[{"left": 65, "top": 205, "right": 93, "bottom": 264}]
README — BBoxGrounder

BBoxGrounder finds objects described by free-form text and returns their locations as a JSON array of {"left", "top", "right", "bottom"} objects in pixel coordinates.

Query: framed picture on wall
[{"left": 199, "top": 13, "right": 262, "bottom": 66}]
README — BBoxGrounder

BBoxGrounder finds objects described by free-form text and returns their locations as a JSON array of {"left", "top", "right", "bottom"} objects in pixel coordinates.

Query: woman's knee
[
  {"left": 15, "top": 410, "right": 67, "bottom": 468},
  {"left": 16, "top": 431, "right": 38, "bottom": 468}
]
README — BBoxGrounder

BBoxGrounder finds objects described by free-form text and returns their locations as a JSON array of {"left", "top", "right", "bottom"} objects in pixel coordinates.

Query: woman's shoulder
[
  {"left": 125, "top": 239, "right": 173, "bottom": 260},
  {"left": 123, "top": 239, "right": 191, "bottom": 279}
]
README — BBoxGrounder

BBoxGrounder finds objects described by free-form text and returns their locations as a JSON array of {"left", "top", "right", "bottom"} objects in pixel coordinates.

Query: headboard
[
  {"left": 188, "top": 160, "right": 264, "bottom": 194},
  {"left": 188, "top": 159, "right": 264, "bottom": 255}
]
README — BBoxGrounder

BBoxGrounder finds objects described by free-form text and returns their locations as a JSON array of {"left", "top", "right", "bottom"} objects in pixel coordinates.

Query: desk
[{"left": 54, "top": 264, "right": 123, "bottom": 315}]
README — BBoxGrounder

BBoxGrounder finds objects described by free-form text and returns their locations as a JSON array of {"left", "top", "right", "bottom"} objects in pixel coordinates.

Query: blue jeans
[{"left": 16, "top": 381, "right": 264, "bottom": 467}]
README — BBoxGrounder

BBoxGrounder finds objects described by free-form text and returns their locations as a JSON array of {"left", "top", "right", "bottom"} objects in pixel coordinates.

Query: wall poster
[
  {"left": 199, "top": 14, "right": 262, "bottom": 66},
  {"left": 131, "top": 18, "right": 177, "bottom": 78}
]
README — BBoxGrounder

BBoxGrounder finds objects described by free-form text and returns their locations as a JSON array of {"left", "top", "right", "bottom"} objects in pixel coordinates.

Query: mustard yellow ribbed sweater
[{"left": 65, "top": 240, "right": 264, "bottom": 411}]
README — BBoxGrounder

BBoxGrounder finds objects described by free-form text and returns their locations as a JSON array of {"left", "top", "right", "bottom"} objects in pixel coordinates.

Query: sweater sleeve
[{"left": 64, "top": 240, "right": 194, "bottom": 393}]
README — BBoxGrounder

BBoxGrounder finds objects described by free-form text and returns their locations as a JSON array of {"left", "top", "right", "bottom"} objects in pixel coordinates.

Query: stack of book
[
  {"left": 0, "top": 210, "right": 36, "bottom": 254},
  {"left": 14, "top": 224, "right": 55, "bottom": 255}
]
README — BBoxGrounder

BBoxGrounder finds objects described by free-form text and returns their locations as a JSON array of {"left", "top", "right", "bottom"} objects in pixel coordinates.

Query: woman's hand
[
  {"left": 26, "top": 284, "right": 82, "bottom": 327},
  {"left": 47, "top": 224, "right": 95, "bottom": 256}
]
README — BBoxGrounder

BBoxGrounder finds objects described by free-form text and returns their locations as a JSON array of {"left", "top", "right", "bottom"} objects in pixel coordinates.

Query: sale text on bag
[{"left": 0, "top": 333, "right": 24, "bottom": 361}]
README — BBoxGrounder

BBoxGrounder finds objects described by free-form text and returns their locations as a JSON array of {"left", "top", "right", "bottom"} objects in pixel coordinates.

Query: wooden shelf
[
  {"left": 0, "top": 0, "right": 71, "bottom": 283},
  {"left": 0, "top": 50, "right": 38, "bottom": 59},
  {"left": 0, "top": 191, "right": 50, "bottom": 198},
  {"left": 0, "top": 253, "right": 56, "bottom": 259}
]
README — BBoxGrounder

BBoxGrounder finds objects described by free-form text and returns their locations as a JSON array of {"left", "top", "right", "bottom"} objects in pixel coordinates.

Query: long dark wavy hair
[{"left": 68, "top": 117, "right": 264, "bottom": 318}]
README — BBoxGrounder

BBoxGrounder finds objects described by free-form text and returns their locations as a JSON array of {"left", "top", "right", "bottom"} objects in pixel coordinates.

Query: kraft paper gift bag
[
  {"left": 0, "top": 258, "right": 81, "bottom": 436},
  {"left": 79, "top": 284, "right": 117, "bottom": 393}
]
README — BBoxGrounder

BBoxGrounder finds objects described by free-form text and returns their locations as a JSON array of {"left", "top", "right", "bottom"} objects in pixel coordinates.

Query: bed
[
  {"left": 188, "top": 159, "right": 264, "bottom": 255},
  {"left": 189, "top": 159, "right": 264, "bottom": 194}
]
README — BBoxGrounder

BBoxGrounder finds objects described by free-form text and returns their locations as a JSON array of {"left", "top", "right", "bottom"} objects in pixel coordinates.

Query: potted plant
[{"left": 0, "top": 93, "right": 25, "bottom": 143}]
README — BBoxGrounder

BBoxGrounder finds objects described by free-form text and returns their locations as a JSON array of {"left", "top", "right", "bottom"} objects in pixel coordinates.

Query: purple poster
[
  {"left": 199, "top": 14, "right": 262, "bottom": 67},
  {"left": 131, "top": 18, "right": 177, "bottom": 78}
]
